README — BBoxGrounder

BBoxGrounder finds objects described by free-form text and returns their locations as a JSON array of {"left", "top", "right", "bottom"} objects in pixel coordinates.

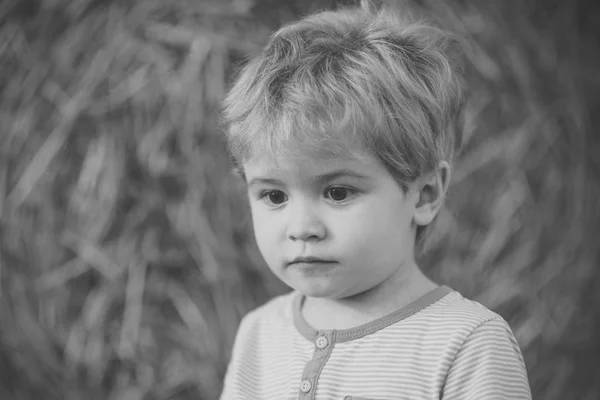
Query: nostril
[{"left": 289, "top": 232, "right": 323, "bottom": 242}]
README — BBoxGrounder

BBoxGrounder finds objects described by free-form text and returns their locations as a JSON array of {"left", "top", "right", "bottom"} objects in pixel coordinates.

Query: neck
[{"left": 301, "top": 263, "right": 438, "bottom": 331}]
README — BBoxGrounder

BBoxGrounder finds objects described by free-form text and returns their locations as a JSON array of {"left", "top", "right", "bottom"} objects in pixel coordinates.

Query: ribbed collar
[{"left": 292, "top": 285, "right": 453, "bottom": 342}]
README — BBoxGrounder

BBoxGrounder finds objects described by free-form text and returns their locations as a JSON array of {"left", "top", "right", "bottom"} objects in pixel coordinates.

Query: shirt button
[
  {"left": 300, "top": 379, "right": 312, "bottom": 393},
  {"left": 316, "top": 335, "right": 329, "bottom": 349}
]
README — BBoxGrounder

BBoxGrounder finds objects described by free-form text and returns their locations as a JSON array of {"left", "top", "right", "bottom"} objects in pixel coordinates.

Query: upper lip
[{"left": 288, "top": 256, "right": 335, "bottom": 265}]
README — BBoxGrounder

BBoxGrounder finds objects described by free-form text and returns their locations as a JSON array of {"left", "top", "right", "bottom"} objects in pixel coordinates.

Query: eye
[
  {"left": 325, "top": 187, "right": 356, "bottom": 202},
  {"left": 260, "top": 190, "right": 287, "bottom": 205}
]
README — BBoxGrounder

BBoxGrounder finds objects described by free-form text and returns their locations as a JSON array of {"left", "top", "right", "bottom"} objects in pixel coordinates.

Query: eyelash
[{"left": 258, "top": 187, "right": 359, "bottom": 206}]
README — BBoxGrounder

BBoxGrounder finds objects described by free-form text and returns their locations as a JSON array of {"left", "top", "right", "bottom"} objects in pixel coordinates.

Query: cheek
[
  {"left": 250, "top": 208, "right": 279, "bottom": 252},
  {"left": 347, "top": 198, "right": 412, "bottom": 238}
]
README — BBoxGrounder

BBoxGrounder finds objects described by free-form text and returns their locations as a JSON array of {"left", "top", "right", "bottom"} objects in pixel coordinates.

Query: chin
[
  {"left": 293, "top": 282, "right": 354, "bottom": 300},
  {"left": 290, "top": 281, "right": 341, "bottom": 299}
]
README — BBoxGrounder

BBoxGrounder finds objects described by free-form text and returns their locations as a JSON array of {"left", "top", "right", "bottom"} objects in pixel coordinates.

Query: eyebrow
[{"left": 247, "top": 169, "right": 370, "bottom": 187}]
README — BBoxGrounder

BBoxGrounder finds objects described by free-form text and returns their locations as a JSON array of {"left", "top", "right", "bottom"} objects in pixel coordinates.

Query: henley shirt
[{"left": 220, "top": 285, "right": 532, "bottom": 400}]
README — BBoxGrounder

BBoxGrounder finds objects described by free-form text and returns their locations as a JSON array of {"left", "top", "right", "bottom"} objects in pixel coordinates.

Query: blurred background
[{"left": 0, "top": 0, "right": 599, "bottom": 399}]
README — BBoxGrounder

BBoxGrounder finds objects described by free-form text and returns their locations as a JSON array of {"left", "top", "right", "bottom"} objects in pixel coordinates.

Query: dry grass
[{"left": 0, "top": 0, "right": 598, "bottom": 399}]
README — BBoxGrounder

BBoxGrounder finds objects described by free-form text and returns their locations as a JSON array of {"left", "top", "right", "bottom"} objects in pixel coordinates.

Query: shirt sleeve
[{"left": 442, "top": 317, "right": 532, "bottom": 400}]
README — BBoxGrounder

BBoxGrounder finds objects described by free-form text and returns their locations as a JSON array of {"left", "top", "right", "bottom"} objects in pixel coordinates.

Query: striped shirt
[{"left": 220, "top": 286, "right": 531, "bottom": 400}]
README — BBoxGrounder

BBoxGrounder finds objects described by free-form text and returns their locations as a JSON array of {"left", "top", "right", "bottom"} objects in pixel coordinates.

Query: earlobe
[{"left": 413, "top": 162, "right": 450, "bottom": 227}]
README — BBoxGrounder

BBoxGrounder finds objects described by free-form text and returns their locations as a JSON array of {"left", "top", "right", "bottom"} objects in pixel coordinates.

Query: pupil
[
  {"left": 269, "top": 191, "right": 285, "bottom": 204},
  {"left": 330, "top": 188, "right": 347, "bottom": 201}
]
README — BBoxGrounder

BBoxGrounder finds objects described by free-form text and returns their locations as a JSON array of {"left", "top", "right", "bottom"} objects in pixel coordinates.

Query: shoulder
[
  {"left": 437, "top": 290, "right": 523, "bottom": 354},
  {"left": 438, "top": 291, "right": 531, "bottom": 398},
  {"left": 434, "top": 289, "right": 502, "bottom": 321},
  {"left": 237, "top": 290, "right": 297, "bottom": 331},
  {"left": 428, "top": 289, "right": 528, "bottom": 373},
  {"left": 424, "top": 288, "right": 508, "bottom": 331},
  {"left": 406, "top": 288, "right": 519, "bottom": 350}
]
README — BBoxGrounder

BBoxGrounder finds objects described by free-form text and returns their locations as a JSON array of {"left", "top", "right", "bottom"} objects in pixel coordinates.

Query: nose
[{"left": 286, "top": 200, "right": 326, "bottom": 242}]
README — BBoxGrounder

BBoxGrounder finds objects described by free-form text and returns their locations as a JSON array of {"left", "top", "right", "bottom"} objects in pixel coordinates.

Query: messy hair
[
  {"left": 221, "top": 0, "right": 464, "bottom": 244},
  {"left": 221, "top": 0, "right": 464, "bottom": 189}
]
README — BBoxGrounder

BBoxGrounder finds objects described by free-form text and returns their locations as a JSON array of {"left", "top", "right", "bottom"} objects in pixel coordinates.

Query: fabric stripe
[{"left": 219, "top": 289, "right": 532, "bottom": 400}]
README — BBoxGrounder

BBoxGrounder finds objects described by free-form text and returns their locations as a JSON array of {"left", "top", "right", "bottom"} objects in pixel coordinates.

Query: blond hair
[{"left": 221, "top": 0, "right": 464, "bottom": 191}]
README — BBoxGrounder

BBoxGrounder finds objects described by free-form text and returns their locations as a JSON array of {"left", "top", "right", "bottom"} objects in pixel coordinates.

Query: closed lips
[{"left": 289, "top": 257, "right": 336, "bottom": 264}]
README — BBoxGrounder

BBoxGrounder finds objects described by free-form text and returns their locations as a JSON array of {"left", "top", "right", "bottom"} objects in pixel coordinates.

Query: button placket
[{"left": 299, "top": 331, "right": 335, "bottom": 399}]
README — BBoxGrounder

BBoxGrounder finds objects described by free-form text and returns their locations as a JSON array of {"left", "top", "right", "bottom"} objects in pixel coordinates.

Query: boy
[{"left": 219, "top": 1, "right": 532, "bottom": 399}]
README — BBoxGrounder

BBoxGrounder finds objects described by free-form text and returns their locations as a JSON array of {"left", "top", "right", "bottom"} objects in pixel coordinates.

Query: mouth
[
  {"left": 287, "top": 258, "right": 338, "bottom": 275},
  {"left": 287, "top": 257, "right": 337, "bottom": 266}
]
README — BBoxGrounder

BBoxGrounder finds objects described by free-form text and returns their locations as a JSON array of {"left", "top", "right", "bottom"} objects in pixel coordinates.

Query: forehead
[{"left": 243, "top": 146, "right": 381, "bottom": 180}]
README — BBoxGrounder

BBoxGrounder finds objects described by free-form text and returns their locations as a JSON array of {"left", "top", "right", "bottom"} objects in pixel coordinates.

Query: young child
[{"left": 219, "top": 1, "right": 532, "bottom": 399}]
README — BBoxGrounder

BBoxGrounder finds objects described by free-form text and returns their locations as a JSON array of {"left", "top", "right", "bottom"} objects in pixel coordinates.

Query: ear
[{"left": 413, "top": 161, "right": 451, "bottom": 227}]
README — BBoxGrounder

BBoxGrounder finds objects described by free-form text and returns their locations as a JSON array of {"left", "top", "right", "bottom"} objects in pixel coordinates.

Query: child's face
[{"left": 244, "top": 147, "right": 420, "bottom": 300}]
